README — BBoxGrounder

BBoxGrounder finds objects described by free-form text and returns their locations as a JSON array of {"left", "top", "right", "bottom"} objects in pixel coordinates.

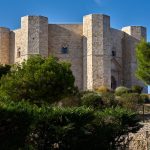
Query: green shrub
[
  {"left": 80, "top": 92, "right": 103, "bottom": 109},
  {"left": 115, "top": 86, "right": 130, "bottom": 96},
  {"left": 80, "top": 90, "right": 95, "bottom": 96},
  {"left": 95, "top": 86, "right": 110, "bottom": 93},
  {"left": 0, "top": 55, "right": 76, "bottom": 105},
  {"left": 131, "top": 85, "right": 143, "bottom": 94},
  {"left": 101, "top": 92, "right": 118, "bottom": 108},
  {"left": 141, "top": 94, "right": 150, "bottom": 103},
  {"left": 0, "top": 100, "right": 141, "bottom": 150},
  {"left": 136, "top": 40, "right": 150, "bottom": 85},
  {"left": 116, "top": 93, "right": 144, "bottom": 111},
  {"left": 0, "top": 101, "right": 35, "bottom": 150},
  {"left": 0, "top": 64, "right": 11, "bottom": 79},
  {"left": 56, "top": 95, "right": 80, "bottom": 107}
]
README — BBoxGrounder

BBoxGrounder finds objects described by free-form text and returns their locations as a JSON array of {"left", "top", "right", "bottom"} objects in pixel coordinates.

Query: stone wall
[
  {"left": 121, "top": 32, "right": 133, "bottom": 87},
  {"left": 28, "top": 16, "right": 48, "bottom": 57},
  {"left": 83, "top": 14, "right": 93, "bottom": 90},
  {"left": 9, "top": 31, "right": 15, "bottom": 64},
  {"left": 83, "top": 14, "right": 111, "bottom": 90},
  {"left": 13, "top": 28, "right": 26, "bottom": 63},
  {"left": 48, "top": 24, "right": 83, "bottom": 90},
  {"left": 128, "top": 123, "right": 150, "bottom": 150},
  {"left": 0, "top": 14, "right": 147, "bottom": 91},
  {"left": 12, "top": 16, "right": 29, "bottom": 63},
  {"left": 0, "top": 27, "right": 10, "bottom": 64},
  {"left": 122, "top": 26, "right": 147, "bottom": 89},
  {"left": 110, "top": 28, "right": 124, "bottom": 87},
  {"left": 12, "top": 16, "right": 49, "bottom": 64}
]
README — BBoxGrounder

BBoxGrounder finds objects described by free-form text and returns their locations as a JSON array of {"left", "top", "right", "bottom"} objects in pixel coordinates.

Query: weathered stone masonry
[{"left": 0, "top": 14, "right": 147, "bottom": 91}]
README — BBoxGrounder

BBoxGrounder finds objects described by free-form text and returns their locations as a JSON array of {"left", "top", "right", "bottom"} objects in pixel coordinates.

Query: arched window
[
  {"left": 17, "top": 47, "right": 21, "bottom": 58},
  {"left": 111, "top": 76, "right": 117, "bottom": 90}
]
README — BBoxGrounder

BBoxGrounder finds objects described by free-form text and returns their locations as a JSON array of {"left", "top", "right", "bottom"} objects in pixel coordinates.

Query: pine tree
[{"left": 136, "top": 40, "right": 150, "bottom": 85}]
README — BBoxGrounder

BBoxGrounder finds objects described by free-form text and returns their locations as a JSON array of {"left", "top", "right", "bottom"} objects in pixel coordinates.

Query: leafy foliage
[
  {"left": 80, "top": 91, "right": 103, "bottom": 109},
  {"left": 0, "top": 64, "right": 11, "bottom": 79},
  {"left": 115, "top": 86, "right": 130, "bottom": 96},
  {"left": 101, "top": 92, "right": 118, "bottom": 108},
  {"left": 0, "top": 55, "right": 143, "bottom": 150},
  {"left": 95, "top": 86, "right": 110, "bottom": 93},
  {"left": 136, "top": 40, "right": 150, "bottom": 85},
  {"left": 0, "top": 100, "right": 141, "bottom": 150},
  {"left": 131, "top": 85, "right": 143, "bottom": 94},
  {"left": 116, "top": 93, "right": 144, "bottom": 111},
  {"left": 0, "top": 55, "right": 76, "bottom": 104},
  {"left": 140, "top": 93, "right": 150, "bottom": 103}
]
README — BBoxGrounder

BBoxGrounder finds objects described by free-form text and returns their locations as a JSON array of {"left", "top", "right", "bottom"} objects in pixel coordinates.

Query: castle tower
[
  {"left": 83, "top": 14, "right": 111, "bottom": 90},
  {"left": 122, "top": 26, "right": 146, "bottom": 41},
  {"left": 122, "top": 26, "right": 147, "bottom": 87},
  {"left": 20, "top": 16, "right": 48, "bottom": 59},
  {"left": 0, "top": 27, "right": 10, "bottom": 64}
]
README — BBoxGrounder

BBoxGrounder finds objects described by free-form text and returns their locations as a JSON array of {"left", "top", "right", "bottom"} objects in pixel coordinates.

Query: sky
[{"left": 0, "top": 0, "right": 150, "bottom": 40}]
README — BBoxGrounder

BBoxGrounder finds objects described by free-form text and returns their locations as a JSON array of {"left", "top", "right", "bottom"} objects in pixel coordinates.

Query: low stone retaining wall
[{"left": 128, "top": 123, "right": 150, "bottom": 150}]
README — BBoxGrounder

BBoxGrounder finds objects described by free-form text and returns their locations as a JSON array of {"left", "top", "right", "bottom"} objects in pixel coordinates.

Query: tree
[
  {"left": 0, "top": 64, "right": 11, "bottom": 79},
  {"left": 136, "top": 40, "right": 150, "bottom": 85},
  {"left": 0, "top": 55, "right": 76, "bottom": 104},
  {"left": 0, "top": 100, "right": 141, "bottom": 150}
]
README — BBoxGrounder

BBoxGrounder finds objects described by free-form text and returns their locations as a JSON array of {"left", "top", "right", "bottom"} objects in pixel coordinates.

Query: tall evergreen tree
[
  {"left": 0, "top": 55, "right": 76, "bottom": 104},
  {"left": 136, "top": 40, "right": 150, "bottom": 85}
]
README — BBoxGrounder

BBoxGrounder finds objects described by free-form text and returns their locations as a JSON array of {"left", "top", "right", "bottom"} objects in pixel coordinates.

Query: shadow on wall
[
  {"left": 122, "top": 32, "right": 146, "bottom": 90},
  {"left": 83, "top": 35, "right": 87, "bottom": 90},
  {"left": 9, "top": 31, "right": 15, "bottom": 64}
]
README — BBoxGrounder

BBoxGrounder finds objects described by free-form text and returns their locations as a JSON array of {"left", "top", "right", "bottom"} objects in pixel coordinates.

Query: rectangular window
[
  {"left": 17, "top": 51, "right": 21, "bottom": 58},
  {"left": 61, "top": 47, "right": 68, "bottom": 54},
  {"left": 112, "top": 51, "right": 116, "bottom": 57}
]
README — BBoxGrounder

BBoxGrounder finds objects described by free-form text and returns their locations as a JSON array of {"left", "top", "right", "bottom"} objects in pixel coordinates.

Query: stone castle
[{"left": 0, "top": 14, "right": 147, "bottom": 91}]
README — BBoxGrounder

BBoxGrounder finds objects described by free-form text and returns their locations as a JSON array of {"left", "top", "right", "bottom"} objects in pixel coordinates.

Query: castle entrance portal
[
  {"left": 111, "top": 58, "right": 122, "bottom": 90},
  {"left": 111, "top": 76, "right": 117, "bottom": 90}
]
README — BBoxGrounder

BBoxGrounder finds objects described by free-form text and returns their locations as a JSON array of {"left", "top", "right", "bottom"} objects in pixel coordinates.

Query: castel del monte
[
  {"left": 0, "top": 14, "right": 147, "bottom": 91},
  {"left": 1, "top": 0, "right": 150, "bottom": 149}
]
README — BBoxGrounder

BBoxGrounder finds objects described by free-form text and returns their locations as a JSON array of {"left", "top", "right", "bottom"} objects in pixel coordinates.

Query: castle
[{"left": 0, "top": 14, "right": 147, "bottom": 91}]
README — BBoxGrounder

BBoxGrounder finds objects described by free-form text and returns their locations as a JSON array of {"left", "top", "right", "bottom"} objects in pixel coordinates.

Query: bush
[
  {"left": 141, "top": 94, "right": 150, "bottom": 103},
  {"left": 0, "top": 55, "right": 76, "bottom": 105},
  {"left": 0, "top": 100, "right": 141, "bottom": 150},
  {"left": 101, "top": 92, "right": 118, "bottom": 108},
  {"left": 0, "top": 64, "right": 11, "bottom": 79},
  {"left": 0, "top": 101, "right": 34, "bottom": 150},
  {"left": 57, "top": 95, "right": 80, "bottom": 107},
  {"left": 95, "top": 86, "right": 110, "bottom": 93},
  {"left": 116, "top": 93, "right": 144, "bottom": 111},
  {"left": 80, "top": 91, "right": 103, "bottom": 109},
  {"left": 115, "top": 86, "right": 130, "bottom": 96},
  {"left": 131, "top": 85, "right": 143, "bottom": 94},
  {"left": 80, "top": 90, "right": 95, "bottom": 96}
]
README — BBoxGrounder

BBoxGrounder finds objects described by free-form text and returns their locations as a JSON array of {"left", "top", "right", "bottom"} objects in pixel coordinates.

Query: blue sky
[{"left": 0, "top": 0, "right": 150, "bottom": 40}]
